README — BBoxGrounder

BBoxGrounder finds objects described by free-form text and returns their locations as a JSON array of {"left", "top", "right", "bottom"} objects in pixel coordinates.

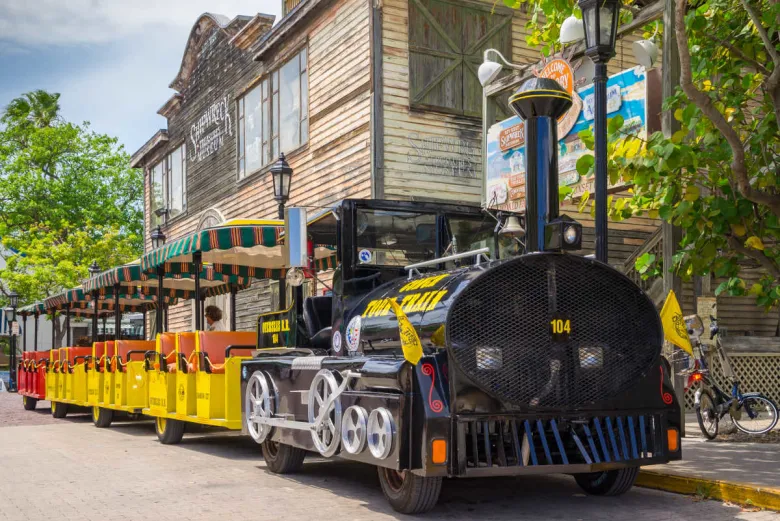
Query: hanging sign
[{"left": 485, "top": 66, "right": 660, "bottom": 211}]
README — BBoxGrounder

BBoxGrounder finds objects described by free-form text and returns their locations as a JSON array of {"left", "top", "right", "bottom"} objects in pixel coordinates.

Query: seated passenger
[{"left": 205, "top": 305, "right": 223, "bottom": 331}]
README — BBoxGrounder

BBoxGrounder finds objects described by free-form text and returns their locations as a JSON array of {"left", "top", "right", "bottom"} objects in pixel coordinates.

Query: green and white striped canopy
[
  {"left": 84, "top": 261, "right": 252, "bottom": 296},
  {"left": 140, "top": 221, "right": 338, "bottom": 276},
  {"left": 43, "top": 287, "right": 175, "bottom": 315},
  {"left": 18, "top": 302, "right": 46, "bottom": 316}
]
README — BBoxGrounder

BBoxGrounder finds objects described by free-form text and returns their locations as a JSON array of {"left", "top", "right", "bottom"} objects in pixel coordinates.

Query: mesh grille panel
[{"left": 447, "top": 254, "right": 662, "bottom": 410}]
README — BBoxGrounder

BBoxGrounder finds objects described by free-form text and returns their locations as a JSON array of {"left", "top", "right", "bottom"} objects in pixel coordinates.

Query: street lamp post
[
  {"left": 270, "top": 153, "right": 293, "bottom": 220},
  {"left": 578, "top": 0, "right": 621, "bottom": 263},
  {"left": 150, "top": 225, "right": 167, "bottom": 336},
  {"left": 88, "top": 261, "right": 101, "bottom": 343},
  {"left": 5, "top": 291, "right": 19, "bottom": 392}
]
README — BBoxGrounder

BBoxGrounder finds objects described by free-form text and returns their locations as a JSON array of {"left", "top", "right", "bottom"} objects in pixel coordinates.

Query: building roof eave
[
  {"left": 252, "top": 0, "right": 335, "bottom": 61},
  {"left": 130, "top": 130, "right": 170, "bottom": 169}
]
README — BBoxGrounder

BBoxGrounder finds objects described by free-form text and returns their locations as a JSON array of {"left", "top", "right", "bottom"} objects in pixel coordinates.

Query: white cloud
[{"left": 0, "top": 0, "right": 281, "bottom": 47}]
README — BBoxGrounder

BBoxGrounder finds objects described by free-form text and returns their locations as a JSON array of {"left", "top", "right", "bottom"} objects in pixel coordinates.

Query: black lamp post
[
  {"left": 579, "top": 0, "right": 620, "bottom": 263},
  {"left": 6, "top": 291, "right": 18, "bottom": 392},
  {"left": 88, "top": 261, "right": 101, "bottom": 343},
  {"left": 270, "top": 153, "right": 293, "bottom": 219},
  {"left": 150, "top": 225, "right": 167, "bottom": 336}
]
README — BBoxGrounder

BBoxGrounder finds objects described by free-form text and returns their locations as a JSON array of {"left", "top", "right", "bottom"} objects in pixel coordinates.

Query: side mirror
[{"left": 284, "top": 207, "right": 309, "bottom": 268}]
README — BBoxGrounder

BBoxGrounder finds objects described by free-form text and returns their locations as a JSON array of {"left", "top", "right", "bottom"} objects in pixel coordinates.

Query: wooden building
[{"left": 131, "top": 0, "right": 778, "bottom": 338}]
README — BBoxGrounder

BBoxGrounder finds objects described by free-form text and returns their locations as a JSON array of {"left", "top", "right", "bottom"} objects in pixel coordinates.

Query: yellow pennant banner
[
  {"left": 388, "top": 298, "right": 424, "bottom": 365},
  {"left": 659, "top": 289, "right": 694, "bottom": 356}
]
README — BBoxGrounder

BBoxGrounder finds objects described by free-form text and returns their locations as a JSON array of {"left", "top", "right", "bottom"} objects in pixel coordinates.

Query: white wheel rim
[
  {"left": 368, "top": 408, "right": 395, "bottom": 460},
  {"left": 245, "top": 371, "right": 274, "bottom": 444},
  {"left": 341, "top": 406, "right": 368, "bottom": 454},
  {"left": 307, "top": 370, "right": 342, "bottom": 457}
]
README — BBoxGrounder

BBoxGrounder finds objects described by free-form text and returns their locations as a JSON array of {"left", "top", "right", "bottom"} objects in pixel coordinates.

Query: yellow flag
[
  {"left": 388, "top": 298, "right": 424, "bottom": 365},
  {"left": 659, "top": 290, "right": 694, "bottom": 356}
]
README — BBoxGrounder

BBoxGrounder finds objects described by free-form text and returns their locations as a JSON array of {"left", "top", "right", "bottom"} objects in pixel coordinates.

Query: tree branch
[
  {"left": 714, "top": 35, "right": 770, "bottom": 74},
  {"left": 727, "top": 235, "right": 780, "bottom": 277},
  {"left": 740, "top": 0, "right": 780, "bottom": 125},
  {"left": 675, "top": 0, "right": 780, "bottom": 216}
]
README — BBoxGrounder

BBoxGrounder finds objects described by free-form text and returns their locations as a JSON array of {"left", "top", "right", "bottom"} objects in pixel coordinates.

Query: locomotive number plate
[{"left": 550, "top": 315, "right": 571, "bottom": 343}]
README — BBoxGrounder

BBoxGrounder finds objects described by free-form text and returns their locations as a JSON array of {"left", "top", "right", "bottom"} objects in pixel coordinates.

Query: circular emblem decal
[
  {"left": 332, "top": 330, "right": 343, "bottom": 353},
  {"left": 358, "top": 249, "right": 372, "bottom": 264},
  {"left": 345, "top": 316, "right": 362, "bottom": 352}
]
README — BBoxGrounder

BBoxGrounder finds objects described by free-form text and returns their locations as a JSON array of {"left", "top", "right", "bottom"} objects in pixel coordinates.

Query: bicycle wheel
[
  {"left": 696, "top": 390, "right": 719, "bottom": 440},
  {"left": 733, "top": 395, "right": 779, "bottom": 435}
]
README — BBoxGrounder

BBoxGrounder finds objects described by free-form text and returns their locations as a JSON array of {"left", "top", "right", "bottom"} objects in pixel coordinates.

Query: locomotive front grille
[
  {"left": 458, "top": 413, "right": 665, "bottom": 471},
  {"left": 446, "top": 254, "right": 661, "bottom": 410}
]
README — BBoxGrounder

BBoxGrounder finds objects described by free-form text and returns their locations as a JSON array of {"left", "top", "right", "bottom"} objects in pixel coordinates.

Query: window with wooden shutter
[{"left": 408, "top": 0, "right": 513, "bottom": 117}]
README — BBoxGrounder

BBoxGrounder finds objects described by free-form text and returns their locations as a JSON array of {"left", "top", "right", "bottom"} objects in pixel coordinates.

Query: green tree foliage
[
  {"left": 511, "top": 0, "right": 779, "bottom": 308},
  {"left": 0, "top": 90, "right": 143, "bottom": 336}
]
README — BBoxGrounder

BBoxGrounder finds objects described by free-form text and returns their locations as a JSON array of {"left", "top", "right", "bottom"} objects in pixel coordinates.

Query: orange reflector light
[
  {"left": 667, "top": 428, "right": 679, "bottom": 452},
  {"left": 692, "top": 373, "right": 703, "bottom": 381},
  {"left": 431, "top": 439, "right": 447, "bottom": 464}
]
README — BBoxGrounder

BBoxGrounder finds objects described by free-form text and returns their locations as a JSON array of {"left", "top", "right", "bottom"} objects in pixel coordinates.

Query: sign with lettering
[
  {"left": 407, "top": 133, "right": 480, "bottom": 179},
  {"left": 190, "top": 96, "right": 233, "bottom": 163},
  {"left": 486, "top": 66, "right": 659, "bottom": 211}
]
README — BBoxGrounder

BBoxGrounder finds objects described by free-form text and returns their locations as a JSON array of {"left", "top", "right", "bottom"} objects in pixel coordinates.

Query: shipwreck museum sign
[
  {"left": 485, "top": 65, "right": 660, "bottom": 211},
  {"left": 190, "top": 95, "right": 233, "bottom": 163}
]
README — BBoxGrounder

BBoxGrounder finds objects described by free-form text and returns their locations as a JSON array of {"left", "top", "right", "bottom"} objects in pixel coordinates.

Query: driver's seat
[{"left": 303, "top": 296, "right": 333, "bottom": 350}]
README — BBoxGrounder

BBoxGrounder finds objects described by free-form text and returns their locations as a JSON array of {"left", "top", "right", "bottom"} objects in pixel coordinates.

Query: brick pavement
[{"left": 0, "top": 393, "right": 776, "bottom": 521}]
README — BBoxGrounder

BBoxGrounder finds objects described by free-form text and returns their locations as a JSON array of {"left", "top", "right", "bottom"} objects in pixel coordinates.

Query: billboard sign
[{"left": 485, "top": 66, "right": 660, "bottom": 211}]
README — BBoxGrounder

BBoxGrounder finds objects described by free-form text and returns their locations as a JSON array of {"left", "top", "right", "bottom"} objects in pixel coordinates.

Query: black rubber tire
[
  {"left": 377, "top": 467, "right": 443, "bottom": 514},
  {"left": 696, "top": 389, "right": 719, "bottom": 440},
  {"left": 156, "top": 417, "right": 185, "bottom": 444},
  {"left": 22, "top": 396, "right": 37, "bottom": 411},
  {"left": 92, "top": 406, "right": 114, "bottom": 428},
  {"left": 51, "top": 401, "right": 68, "bottom": 419},
  {"left": 262, "top": 440, "right": 306, "bottom": 474},
  {"left": 574, "top": 467, "right": 639, "bottom": 496}
]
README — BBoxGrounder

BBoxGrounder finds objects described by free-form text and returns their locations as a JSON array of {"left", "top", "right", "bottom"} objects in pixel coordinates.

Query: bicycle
[{"left": 683, "top": 315, "right": 779, "bottom": 439}]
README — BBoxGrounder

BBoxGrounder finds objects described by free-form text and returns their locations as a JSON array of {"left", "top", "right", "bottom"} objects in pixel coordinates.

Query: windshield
[{"left": 355, "top": 209, "right": 437, "bottom": 266}]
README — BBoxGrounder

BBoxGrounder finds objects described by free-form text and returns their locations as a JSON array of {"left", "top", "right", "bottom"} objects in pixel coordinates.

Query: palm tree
[{"left": 2, "top": 90, "right": 61, "bottom": 128}]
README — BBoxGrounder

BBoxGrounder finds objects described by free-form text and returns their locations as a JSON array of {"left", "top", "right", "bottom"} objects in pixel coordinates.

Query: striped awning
[
  {"left": 43, "top": 287, "right": 177, "bottom": 314},
  {"left": 18, "top": 302, "right": 46, "bottom": 316},
  {"left": 85, "top": 263, "right": 252, "bottom": 296},
  {"left": 140, "top": 224, "right": 285, "bottom": 272}
]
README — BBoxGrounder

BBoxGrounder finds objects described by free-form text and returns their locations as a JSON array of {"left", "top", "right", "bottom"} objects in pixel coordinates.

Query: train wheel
[
  {"left": 93, "top": 406, "right": 113, "bottom": 428},
  {"left": 261, "top": 440, "right": 306, "bottom": 474},
  {"left": 156, "top": 417, "right": 185, "bottom": 445},
  {"left": 574, "top": 467, "right": 638, "bottom": 496},
  {"left": 51, "top": 401, "right": 68, "bottom": 419},
  {"left": 23, "top": 396, "right": 37, "bottom": 411},
  {"left": 377, "top": 467, "right": 442, "bottom": 515}
]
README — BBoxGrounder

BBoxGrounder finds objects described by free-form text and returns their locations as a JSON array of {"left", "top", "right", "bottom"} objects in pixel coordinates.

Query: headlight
[
  {"left": 564, "top": 225, "right": 579, "bottom": 245},
  {"left": 579, "top": 345, "right": 604, "bottom": 368},
  {"left": 476, "top": 347, "right": 502, "bottom": 370}
]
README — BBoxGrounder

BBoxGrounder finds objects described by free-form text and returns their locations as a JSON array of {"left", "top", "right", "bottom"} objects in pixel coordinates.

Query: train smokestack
[{"left": 509, "top": 77, "right": 573, "bottom": 252}]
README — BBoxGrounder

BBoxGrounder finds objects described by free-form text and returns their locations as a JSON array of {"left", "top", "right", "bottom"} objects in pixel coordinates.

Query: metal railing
[{"left": 621, "top": 227, "right": 663, "bottom": 296}]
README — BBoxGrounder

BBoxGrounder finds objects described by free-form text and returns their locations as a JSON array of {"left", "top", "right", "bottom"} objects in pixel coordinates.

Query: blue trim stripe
[
  {"left": 536, "top": 420, "right": 553, "bottom": 465},
  {"left": 628, "top": 416, "right": 639, "bottom": 460},
  {"left": 524, "top": 420, "right": 538, "bottom": 466},
  {"left": 594, "top": 418, "right": 611, "bottom": 463},
  {"left": 605, "top": 416, "right": 621, "bottom": 461},
  {"left": 582, "top": 424, "right": 601, "bottom": 463},
  {"left": 550, "top": 419, "right": 568, "bottom": 465},
  {"left": 639, "top": 415, "right": 648, "bottom": 458},
  {"left": 571, "top": 428, "right": 592, "bottom": 464},
  {"left": 617, "top": 417, "right": 630, "bottom": 460},
  {"left": 511, "top": 421, "right": 524, "bottom": 466}
]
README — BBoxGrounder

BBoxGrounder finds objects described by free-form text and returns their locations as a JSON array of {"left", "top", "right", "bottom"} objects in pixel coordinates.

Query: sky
[{"left": 0, "top": 1, "right": 281, "bottom": 155}]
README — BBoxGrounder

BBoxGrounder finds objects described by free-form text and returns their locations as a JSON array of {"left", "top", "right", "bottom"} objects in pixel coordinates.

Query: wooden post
[
  {"left": 481, "top": 91, "right": 498, "bottom": 204},
  {"left": 661, "top": 0, "right": 686, "bottom": 433}
]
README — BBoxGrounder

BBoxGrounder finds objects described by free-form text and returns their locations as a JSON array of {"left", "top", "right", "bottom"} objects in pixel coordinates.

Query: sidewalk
[{"left": 638, "top": 413, "right": 780, "bottom": 510}]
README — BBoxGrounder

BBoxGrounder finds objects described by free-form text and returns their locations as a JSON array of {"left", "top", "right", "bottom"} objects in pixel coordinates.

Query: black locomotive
[{"left": 240, "top": 79, "right": 681, "bottom": 514}]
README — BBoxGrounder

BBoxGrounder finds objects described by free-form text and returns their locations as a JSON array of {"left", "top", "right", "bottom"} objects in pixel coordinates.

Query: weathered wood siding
[
  {"left": 140, "top": 0, "right": 372, "bottom": 333},
  {"left": 380, "top": 0, "right": 642, "bottom": 204}
]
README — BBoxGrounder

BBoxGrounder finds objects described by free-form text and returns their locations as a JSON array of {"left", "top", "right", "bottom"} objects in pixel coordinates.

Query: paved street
[{"left": 0, "top": 395, "right": 776, "bottom": 521}]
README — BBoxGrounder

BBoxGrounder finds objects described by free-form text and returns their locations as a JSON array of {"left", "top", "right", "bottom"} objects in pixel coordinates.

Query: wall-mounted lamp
[{"left": 478, "top": 49, "right": 524, "bottom": 88}]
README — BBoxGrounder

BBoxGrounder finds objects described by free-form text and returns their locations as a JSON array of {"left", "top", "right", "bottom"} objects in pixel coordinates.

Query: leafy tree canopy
[
  {"left": 0, "top": 90, "right": 142, "bottom": 318},
  {"left": 510, "top": 0, "right": 780, "bottom": 308}
]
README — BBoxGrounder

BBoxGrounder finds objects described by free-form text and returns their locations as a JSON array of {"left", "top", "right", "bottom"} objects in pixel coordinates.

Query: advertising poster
[{"left": 485, "top": 65, "right": 659, "bottom": 211}]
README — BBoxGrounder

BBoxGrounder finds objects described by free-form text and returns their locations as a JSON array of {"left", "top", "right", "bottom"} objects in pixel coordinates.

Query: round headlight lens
[{"left": 564, "top": 225, "right": 579, "bottom": 245}]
